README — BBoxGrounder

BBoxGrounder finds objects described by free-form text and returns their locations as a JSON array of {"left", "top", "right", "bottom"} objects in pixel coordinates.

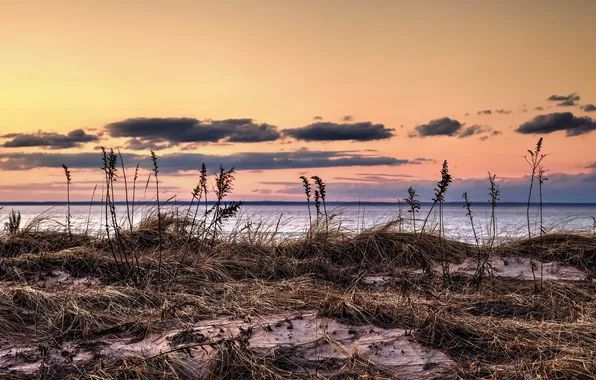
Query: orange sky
[{"left": 1, "top": 1, "right": 596, "bottom": 202}]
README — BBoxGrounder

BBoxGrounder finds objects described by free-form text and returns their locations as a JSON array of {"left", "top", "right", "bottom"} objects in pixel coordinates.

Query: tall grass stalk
[
  {"left": 419, "top": 161, "right": 452, "bottom": 281},
  {"left": 118, "top": 150, "right": 133, "bottom": 232},
  {"left": 487, "top": 172, "right": 500, "bottom": 250},
  {"left": 101, "top": 148, "right": 124, "bottom": 277},
  {"left": 313, "top": 190, "right": 321, "bottom": 220},
  {"left": 420, "top": 160, "right": 452, "bottom": 238},
  {"left": 209, "top": 166, "right": 241, "bottom": 243},
  {"left": 299, "top": 176, "right": 312, "bottom": 238},
  {"left": 151, "top": 150, "right": 163, "bottom": 285},
  {"left": 405, "top": 187, "right": 420, "bottom": 234},
  {"left": 463, "top": 192, "right": 482, "bottom": 284},
  {"left": 61, "top": 164, "right": 72, "bottom": 237},
  {"left": 107, "top": 149, "right": 129, "bottom": 272},
  {"left": 131, "top": 163, "right": 140, "bottom": 231},
  {"left": 538, "top": 165, "right": 548, "bottom": 290},
  {"left": 312, "top": 176, "right": 328, "bottom": 236},
  {"left": 523, "top": 137, "right": 545, "bottom": 290},
  {"left": 189, "top": 163, "right": 208, "bottom": 238}
]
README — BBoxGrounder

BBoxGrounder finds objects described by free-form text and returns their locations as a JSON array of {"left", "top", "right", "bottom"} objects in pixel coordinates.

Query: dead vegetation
[{"left": 0, "top": 223, "right": 595, "bottom": 379}]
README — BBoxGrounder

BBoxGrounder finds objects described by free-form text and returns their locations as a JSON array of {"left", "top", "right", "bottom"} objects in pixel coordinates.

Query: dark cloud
[
  {"left": 105, "top": 117, "right": 281, "bottom": 148},
  {"left": 283, "top": 122, "right": 394, "bottom": 142},
  {"left": 547, "top": 93, "right": 580, "bottom": 102},
  {"left": 227, "top": 123, "right": 281, "bottom": 142},
  {"left": 458, "top": 125, "right": 491, "bottom": 138},
  {"left": 124, "top": 138, "right": 169, "bottom": 151},
  {"left": 0, "top": 152, "right": 104, "bottom": 171},
  {"left": 557, "top": 99, "right": 578, "bottom": 107},
  {"left": 312, "top": 116, "right": 323, "bottom": 121},
  {"left": 546, "top": 93, "right": 580, "bottom": 107},
  {"left": 476, "top": 109, "right": 512, "bottom": 115},
  {"left": 0, "top": 148, "right": 417, "bottom": 172},
  {"left": 410, "top": 117, "right": 462, "bottom": 137},
  {"left": 515, "top": 112, "right": 596, "bottom": 136},
  {"left": 581, "top": 104, "right": 596, "bottom": 112},
  {"left": 342, "top": 115, "right": 354, "bottom": 121},
  {"left": 412, "top": 157, "right": 437, "bottom": 163},
  {"left": 1, "top": 129, "right": 98, "bottom": 149},
  {"left": 534, "top": 106, "right": 544, "bottom": 111},
  {"left": 410, "top": 118, "right": 499, "bottom": 139}
]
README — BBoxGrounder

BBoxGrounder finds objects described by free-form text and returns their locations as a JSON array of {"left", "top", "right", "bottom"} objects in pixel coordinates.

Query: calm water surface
[{"left": 1, "top": 203, "right": 595, "bottom": 243}]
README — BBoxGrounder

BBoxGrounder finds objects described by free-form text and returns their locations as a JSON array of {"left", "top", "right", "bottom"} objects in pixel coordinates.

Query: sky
[{"left": 1, "top": 0, "right": 596, "bottom": 202}]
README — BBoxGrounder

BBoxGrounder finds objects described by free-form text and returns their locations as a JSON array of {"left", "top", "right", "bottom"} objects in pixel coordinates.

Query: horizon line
[{"left": 2, "top": 201, "right": 596, "bottom": 206}]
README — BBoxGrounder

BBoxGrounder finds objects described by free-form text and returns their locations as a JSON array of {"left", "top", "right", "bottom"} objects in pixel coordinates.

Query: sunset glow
[{"left": 1, "top": 1, "right": 596, "bottom": 202}]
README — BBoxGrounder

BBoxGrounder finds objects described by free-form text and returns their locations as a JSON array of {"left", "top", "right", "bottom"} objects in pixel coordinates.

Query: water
[{"left": 1, "top": 203, "right": 595, "bottom": 243}]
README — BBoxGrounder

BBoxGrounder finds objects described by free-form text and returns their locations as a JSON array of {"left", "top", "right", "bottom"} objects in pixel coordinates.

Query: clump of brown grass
[{"left": 4, "top": 209, "right": 21, "bottom": 236}]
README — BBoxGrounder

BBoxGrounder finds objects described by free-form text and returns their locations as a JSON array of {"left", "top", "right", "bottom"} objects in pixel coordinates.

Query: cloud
[
  {"left": 227, "top": 123, "right": 281, "bottom": 142},
  {"left": 105, "top": 117, "right": 281, "bottom": 148},
  {"left": 410, "top": 117, "right": 462, "bottom": 137},
  {"left": 534, "top": 106, "right": 544, "bottom": 111},
  {"left": 581, "top": 104, "right": 596, "bottom": 112},
  {"left": 0, "top": 148, "right": 420, "bottom": 172},
  {"left": 124, "top": 138, "right": 169, "bottom": 151},
  {"left": 342, "top": 115, "right": 354, "bottom": 121},
  {"left": 547, "top": 93, "right": 580, "bottom": 102},
  {"left": 283, "top": 122, "right": 395, "bottom": 142},
  {"left": 547, "top": 93, "right": 580, "bottom": 107},
  {"left": 515, "top": 112, "right": 596, "bottom": 136},
  {"left": 1, "top": 129, "right": 99, "bottom": 149},
  {"left": 412, "top": 157, "right": 437, "bottom": 163},
  {"left": 458, "top": 125, "right": 491, "bottom": 138},
  {"left": 557, "top": 100, "right": 578, "bottom": 107},
  {"left": 410, "top": 118, "right": 500, "bottom": 139},
  {"left": 312, "top": 116, "right": 323, "bottom": 121},
  {"left": 477, "top": 109, "right": 512, "bottom": 115}
]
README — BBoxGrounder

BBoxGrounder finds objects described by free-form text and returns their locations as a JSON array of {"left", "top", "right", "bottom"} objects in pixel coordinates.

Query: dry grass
[{"left": 1, "top": 219, "right": 596, "bottom": 379}]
